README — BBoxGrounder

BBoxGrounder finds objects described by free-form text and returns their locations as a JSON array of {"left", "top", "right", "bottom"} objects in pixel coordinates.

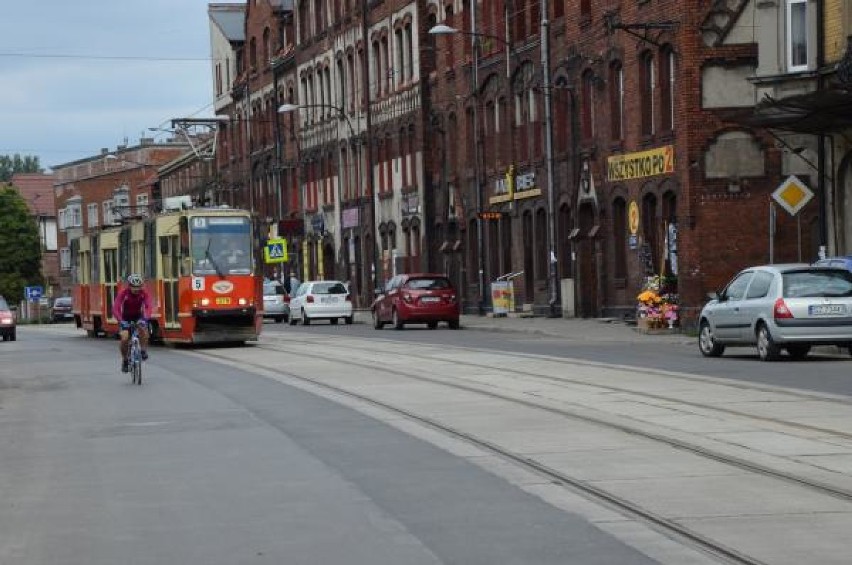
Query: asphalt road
[
  {"left": 263, "top": 318, "right": 852, "bottom": 397},
  {"left": 0, "top": 326, "right": 660, "bottom": 565}
]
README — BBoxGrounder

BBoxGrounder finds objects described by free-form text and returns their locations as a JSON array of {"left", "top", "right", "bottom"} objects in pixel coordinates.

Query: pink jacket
[{"left": 112, "top": 286, "right": 153, "bottom": 321}]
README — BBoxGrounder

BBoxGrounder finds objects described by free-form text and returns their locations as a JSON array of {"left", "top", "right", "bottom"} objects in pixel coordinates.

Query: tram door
[{"left": 160, "top": 235, "right": 181, "bottom": 329}]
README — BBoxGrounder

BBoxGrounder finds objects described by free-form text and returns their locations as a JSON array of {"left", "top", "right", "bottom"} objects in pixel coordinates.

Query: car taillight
[
  {"left": 283, "top": 296, "right": 291, "bottom": 303},
  {"left": 345, "top": 294, "right": 352, "bottom": 302},
  {"left": 774, "top": 298, "right": 793, "bottom": 319},
  {"left": 403, "top": 293, "right": 413, "bottom": 303},
  {"left": 306, "top": 295, "right": 315, "bottom": 304}
]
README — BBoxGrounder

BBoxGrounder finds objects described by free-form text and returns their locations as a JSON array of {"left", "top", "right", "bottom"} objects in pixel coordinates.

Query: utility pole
[
  {"left": 540, "top": 0, "right": 559, "bottom": 317},
  {"left": 361, "top": 0, "right": 378, "bottom": 299},
  {"left": 471, "top": 0, "right": 485, "bottom": 314}
]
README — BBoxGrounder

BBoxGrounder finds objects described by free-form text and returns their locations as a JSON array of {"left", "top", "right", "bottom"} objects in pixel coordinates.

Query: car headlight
[{"left": 0, "top": 317, "right": 12, "bottom": 325}]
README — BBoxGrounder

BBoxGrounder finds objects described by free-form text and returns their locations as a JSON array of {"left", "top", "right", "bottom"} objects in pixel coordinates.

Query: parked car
[
  {"left": 372, "top": 273, "right": 460, "bottom": 330},
  {"left": 814, "top": 255, "right": 852, "bottom": 272},
  {"left": 262, "top": 280, "right": 289, "bottom": 323},
  {"left": 288, "top": 280, "right": 353, "bottom": 325},
  {"left": 51, "top": 296, "right": 74, "bottom": 323},
  {"left": 0, "top": 296, "right": 16, "bottom": 341},
  {"left": 698, "top": 264, "right": 852, "bottom": 361}
]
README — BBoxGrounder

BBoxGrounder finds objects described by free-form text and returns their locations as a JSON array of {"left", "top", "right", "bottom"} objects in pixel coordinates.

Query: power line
[{"left": 0, "top": 52, "right": 210, "bottom": 62}]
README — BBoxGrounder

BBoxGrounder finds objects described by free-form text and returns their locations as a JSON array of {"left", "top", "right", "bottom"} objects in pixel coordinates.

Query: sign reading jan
[
  {"left": 607, "top": 145, "right": 675, "bottom": 182},
  {"left": 264, "top": 238, "right": 289, "bottom": 264}
]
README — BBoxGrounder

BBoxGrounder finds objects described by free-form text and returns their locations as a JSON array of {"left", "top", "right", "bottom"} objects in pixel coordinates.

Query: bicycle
[{"left": 125, "top": 321, "right": 145, "bottom": 385}]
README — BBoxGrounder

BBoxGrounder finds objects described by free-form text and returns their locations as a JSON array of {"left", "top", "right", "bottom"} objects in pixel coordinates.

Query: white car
[{"left": 289, "top": 280, "right": 353, "bottom": 325}]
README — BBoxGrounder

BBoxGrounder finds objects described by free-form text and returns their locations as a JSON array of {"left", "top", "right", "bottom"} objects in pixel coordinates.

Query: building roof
[
  {"left": 209, "top": 3, "right": 245, "bottom": 42},
  {"left": 2, "top": 173, "right": 55, "bottom": 217}
]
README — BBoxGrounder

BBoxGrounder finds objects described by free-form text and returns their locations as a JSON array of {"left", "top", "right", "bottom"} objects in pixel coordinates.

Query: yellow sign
[
  {"left": 772, "top": 175, "right": 814, "bottom": 216},
  {"left": 607, "top": 145, "right": 675, "bottom": 182},
  {"left": 264, "top": 238, "right": 289, "bottom": 264},
  {"left": 628, "top": 201, "right": 640, "bottom": 235}
]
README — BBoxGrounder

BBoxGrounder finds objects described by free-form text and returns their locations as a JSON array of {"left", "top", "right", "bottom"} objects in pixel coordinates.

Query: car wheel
[
  {"left": 9, "top": 331, "right": 15, "bottom": 342},
  {"left": 289, "top": 314, "right": 298, "bottom": 326},
  {"left": 698, "top": 321, "right": 725, "bottom": 357},
  {"left": 330, "top": 318, "right": 339, "bottom": 325},
  {"left": 392, "top": 309, "right": 404, "bottom": 330},
  {"left": 427, "top": 321, "right": 438, "bottom": 330},
  {"left": 372, "top": 310, "right": 385, "bottom": 330},
  {"left": 786, "top": 345, "right": 811, "bottom": 360},
  {"left": 448, "top": 319, "right": 460, "bottom": 330},
  {"left": 756, "top": 324, "right": 780, "bottom": 361},
  {"left": 275, "top": 316, "right": 284, "bottom": 324},
  {"left": 302, "top": 310, "right": 311, "bottom": 326},
  {"left": 345, "top": 316, "right": 354, "bottom": 325}
]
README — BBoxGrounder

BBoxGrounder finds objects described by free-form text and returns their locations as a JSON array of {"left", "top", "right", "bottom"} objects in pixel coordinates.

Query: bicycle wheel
[{"left": 132, "top": 358, "right": 142, "bottom": 385}]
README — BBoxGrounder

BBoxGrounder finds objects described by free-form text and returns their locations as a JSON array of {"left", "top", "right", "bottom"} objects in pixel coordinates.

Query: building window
[
  {"left": 640, "top": 51, "right": 656, "bottom": 136},
  {"left": 60, "top": 248, "right": 71, "bottom": 271},
  {"left": 581, "top": 70, "right": 595, "bottom": 140},
  {"left": 659, "top": 46, "right": 675, "bottom": 132},
  {"left": 610, "top": 61, "right": 624, "bottom": 141},
  {"left": 250, "top": 37, "right": 257, "bottom": 69},
  {"left": 612, "top": 197, "right": 627, "bottom": 280},
  {"left": 58, "top": 208, "right": 67, "bottom": 230},
  {"left": 787, "top": 0, "right": 808, "bottom": 71},
  {"left": 87, "top": 203, "right": 99, "bottom": 228},
  {"left": 395, "top": 28, "right": 404, "bottom": 89}
]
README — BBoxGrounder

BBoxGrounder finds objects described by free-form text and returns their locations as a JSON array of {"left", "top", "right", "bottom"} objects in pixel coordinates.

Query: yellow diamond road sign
[{"left": 772, "top": 175, "right": 814, "bottom": 216}]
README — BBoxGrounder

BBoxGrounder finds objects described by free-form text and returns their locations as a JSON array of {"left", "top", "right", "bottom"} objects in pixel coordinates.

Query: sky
[{"left": 0, "top": 1, "right": 222, "bottom": 171}]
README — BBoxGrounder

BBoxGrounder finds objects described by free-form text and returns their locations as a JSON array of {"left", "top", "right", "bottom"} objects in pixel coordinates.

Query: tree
[
  {"left": 0, "top": 154, "right": 43, "bottom": 182},
  {"left": 0, "top": 187, "right": 42, "bottom": 304}
]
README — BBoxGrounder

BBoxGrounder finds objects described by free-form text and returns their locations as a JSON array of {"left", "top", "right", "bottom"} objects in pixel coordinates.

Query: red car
[
  {"left": 372, "top": 273, "right": 460, "bottom": 330},
  {"left": 0, "top": 296, "right": 16, "bottom": 341}
]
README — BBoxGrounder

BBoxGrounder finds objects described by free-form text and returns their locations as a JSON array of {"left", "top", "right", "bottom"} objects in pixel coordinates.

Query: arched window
[
  {"left": 612, "top": 197, "right": 627, "bottom": 280},
  {"left": 640, "top": 51, "right": 656, "bottom": 136},
  {"left": 581, "top": 69, "right": 595, "bottom": 140},
  {"left": 535, "top": 208, "right": 547, "bottom": 280},
  {"left": 250, "top": 37, "right": 257, "bottom": 69},
  {"left": 659, "top": 46, "right": 676, "bottom": 132},
  {"left": 609, "top": 61, "right": 624, "bottom": 141},
  {"left": 642, "top": 192, "right": 659, "bottom": 271},
  {"left": 263, "top": 28, "right": 271, "bottom": 66}
]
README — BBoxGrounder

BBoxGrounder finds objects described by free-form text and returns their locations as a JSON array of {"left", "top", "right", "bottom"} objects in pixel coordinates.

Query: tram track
[{"left": 194, "top": 336, "right": 852, "bottom": 565}]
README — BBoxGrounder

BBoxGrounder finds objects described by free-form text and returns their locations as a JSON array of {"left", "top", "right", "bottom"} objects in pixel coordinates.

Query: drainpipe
[{"left": 816, "top": 0, "right": 827, "bottom": 257}]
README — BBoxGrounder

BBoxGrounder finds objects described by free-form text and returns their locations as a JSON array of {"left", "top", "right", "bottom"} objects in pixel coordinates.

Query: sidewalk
[{"left": 353, "top": 309, "right": 693, "bottom": 345}]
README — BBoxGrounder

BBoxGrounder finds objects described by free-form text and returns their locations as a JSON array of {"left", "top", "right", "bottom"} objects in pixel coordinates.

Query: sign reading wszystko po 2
[{"left": 607, "top": 145, "right": 675, "bottom": 182}]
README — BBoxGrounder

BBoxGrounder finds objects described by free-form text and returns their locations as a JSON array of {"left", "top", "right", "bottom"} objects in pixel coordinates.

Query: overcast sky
[{"left": 0, "top": 0, "right": 222, "bottom": 171}]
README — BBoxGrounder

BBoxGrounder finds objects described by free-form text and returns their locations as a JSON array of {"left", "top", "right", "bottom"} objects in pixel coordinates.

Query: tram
[{"left": 71, "top": 206, "right": 263, "bottom": 344}]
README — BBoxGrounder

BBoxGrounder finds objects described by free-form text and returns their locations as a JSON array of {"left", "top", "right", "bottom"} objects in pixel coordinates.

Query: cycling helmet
[{"left": 127, "top": 273, "right": 144, "bottom": 288}]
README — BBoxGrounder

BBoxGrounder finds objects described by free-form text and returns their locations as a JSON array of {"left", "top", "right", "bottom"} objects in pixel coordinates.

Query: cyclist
[{"left": 112, "top": 273, "right": 153, "bottom": 373}]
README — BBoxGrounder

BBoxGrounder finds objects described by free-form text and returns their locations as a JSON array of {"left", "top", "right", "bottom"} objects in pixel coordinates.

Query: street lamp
[
  {"left": 278, "top": 103, "right": 364, "bottom": 293},
  {"left": 429, "top": 10, "right": 559, "bottom": 317}
]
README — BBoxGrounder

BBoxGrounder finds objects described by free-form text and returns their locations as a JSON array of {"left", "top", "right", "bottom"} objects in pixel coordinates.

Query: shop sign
[
  {"left": 490, "top": 167, "right": 541, "bottom": 204},
  {"left": 342, "top": 207, "right": 360, "bottom": 229},
  {"left": 628, "top": 201, "right": 639, "bottom": 235},
  {"left": 607, "top": 145, "right": 675, "bottom": 182},
  {"left": 479, "top": 211, "right": 502, "bottom": 220},
  {"left": 402, "top": 193, "right": 421, "bottom": 216},
  {"left": 279, "top": 218, "right": 304, "bottom": 237}
]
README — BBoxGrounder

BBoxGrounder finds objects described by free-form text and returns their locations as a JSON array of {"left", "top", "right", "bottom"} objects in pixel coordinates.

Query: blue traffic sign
[
  {"left": 25, "top": 286, "right": 43, "bottom": 302},
  {"left": 264, "top": 238, "right": 288, "bottom": 264}
]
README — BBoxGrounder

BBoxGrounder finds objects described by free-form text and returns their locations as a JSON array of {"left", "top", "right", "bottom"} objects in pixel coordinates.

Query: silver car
[
  {"left": 262, "top": 281, "right": 289, "bottom": 323},
  {"left": 698, "top": 264, "right": 852, "bottom": 361}
]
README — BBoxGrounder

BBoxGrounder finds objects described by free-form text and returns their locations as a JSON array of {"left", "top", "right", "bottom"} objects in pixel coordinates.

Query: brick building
[
  {"left": 209, "top": 1, "right": 843, "bottom": 323},
  {"left": 52, "top": 141, "right": 192, "bottom": 294}
]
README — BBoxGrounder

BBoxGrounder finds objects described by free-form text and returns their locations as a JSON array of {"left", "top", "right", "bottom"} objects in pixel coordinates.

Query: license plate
[
  {"left": 216, "top": 297, "right": 232, "bottom": 305},
  {"left": 421, "top": 296, "right": 440, "bottom": 303},
  {"left": 320, "top": 296, "right": 337, "bottom": 304},
  {"left": 809, "top": 304, "right": 846, "bottom": 316}
]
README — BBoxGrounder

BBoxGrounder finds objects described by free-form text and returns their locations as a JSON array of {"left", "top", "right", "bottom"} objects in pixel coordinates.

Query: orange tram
[{"left": 72, "top": 207, "right": 264, "bottom": 344}]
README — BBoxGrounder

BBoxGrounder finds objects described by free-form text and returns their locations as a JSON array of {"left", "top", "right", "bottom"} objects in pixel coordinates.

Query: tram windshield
[{"left": 190, "top": 216, "right": 253, "bottom": 276}]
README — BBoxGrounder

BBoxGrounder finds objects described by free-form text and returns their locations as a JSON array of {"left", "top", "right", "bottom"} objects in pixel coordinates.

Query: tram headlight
[
  {"left": 238, "top": 298, "right": 248, "bottom": 306},
  {"left": 200, "top": 298, "right": 210, "bottom": 306}
]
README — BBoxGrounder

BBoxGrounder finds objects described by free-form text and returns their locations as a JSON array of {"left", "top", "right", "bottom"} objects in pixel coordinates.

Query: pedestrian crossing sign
[{"left": 264, "top": 238, "right": 288, "bottom": 264}]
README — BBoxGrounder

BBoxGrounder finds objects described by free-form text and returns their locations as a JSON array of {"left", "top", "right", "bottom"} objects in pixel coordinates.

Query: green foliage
[
  {"left": 0, "top": 154, "right": 43, "bottom": 182},
  {"left": 0, "top": 187, "right": 42, "bottom": 303}
]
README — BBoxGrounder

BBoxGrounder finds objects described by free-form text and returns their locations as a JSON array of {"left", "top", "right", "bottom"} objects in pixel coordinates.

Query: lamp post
[
  {"left": 429, "top": 20, "right": 516, "bottom": 315},
  {"left": 278, "top": 103, "right": 359, "bottom": 287},
  {"left": 430, "top": 11, "right": 559, "bottom": 317}
]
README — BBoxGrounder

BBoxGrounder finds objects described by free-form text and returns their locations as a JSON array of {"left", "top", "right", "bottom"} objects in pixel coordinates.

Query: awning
[{"left": 735, "top": 89, "right": 852, "bottom": 134}]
